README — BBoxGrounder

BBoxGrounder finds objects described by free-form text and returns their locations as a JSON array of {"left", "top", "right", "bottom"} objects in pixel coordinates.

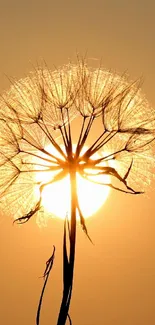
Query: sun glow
[{"left": 35, "top": 146, "right": 110, "bottom": 220}]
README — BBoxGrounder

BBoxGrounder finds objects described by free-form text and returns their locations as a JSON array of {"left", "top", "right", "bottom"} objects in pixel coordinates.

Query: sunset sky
[{"left": 0, "top": 1, "right": 155, "bottom": 325}]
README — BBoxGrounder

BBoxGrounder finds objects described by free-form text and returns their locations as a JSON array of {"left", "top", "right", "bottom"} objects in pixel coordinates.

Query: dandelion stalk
[{"left": 57, "top": 170, "right": 77, "bottom": 325}]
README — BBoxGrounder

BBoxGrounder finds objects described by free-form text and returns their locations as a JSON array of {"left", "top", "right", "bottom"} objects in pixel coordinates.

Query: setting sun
[
  {"left": 40, "top": 172, "right": 109, "bottom": 219},
  {"left": 35, "top": 146, "right": 110, "bottom": 220}
]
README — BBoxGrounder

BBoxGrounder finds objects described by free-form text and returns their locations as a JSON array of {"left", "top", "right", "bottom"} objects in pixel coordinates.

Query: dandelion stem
[
  {"left": 60, "top": 108, "right": 69, "bottom": 146},
  {"left": 57, "top": 169, "right": 77, "bottom": 325},
  {"left": 75, "top": 116, "right": 87, "bottom": 157},
  {"left": 20, "top": 150, "right": 59, "bottom": 165},
  {"left": 66, "top": 108, "right": 73, "bottom": 156},
  {"left": 38, "top": 121, "right": 67, "bottom": 160},
  {"left": 22, "top": 136, "right": 61, "bottom": 162},
  {"left": 76, "top": 115, "right": 95, "bottom": 156},
  {"left": 82, "top": 131, "right": 117, "bottom": 159},
  {"left": 59, "top": 126, "right": 68, "bottom": 151}
]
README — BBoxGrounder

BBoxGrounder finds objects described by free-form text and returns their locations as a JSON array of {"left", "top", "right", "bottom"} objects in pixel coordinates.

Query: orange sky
[{"left": 0, "top": 1, "right": 155, "bottom": 325}]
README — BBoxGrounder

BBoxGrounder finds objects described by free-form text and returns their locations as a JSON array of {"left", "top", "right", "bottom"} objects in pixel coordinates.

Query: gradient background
[{"left": 0, "top": 1, "right": 155, "bottom": 324}]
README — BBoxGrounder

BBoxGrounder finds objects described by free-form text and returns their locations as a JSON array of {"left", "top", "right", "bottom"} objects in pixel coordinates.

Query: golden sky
[{"left": 0, "top": 1, "right": 155, "bottom": 325}]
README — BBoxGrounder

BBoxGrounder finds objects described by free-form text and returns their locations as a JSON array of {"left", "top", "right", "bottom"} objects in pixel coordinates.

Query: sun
[
  {"left": 35, "top": 146, "right": 110, "bottom": 220},
  {"left": 41, "top": 172, "right": 109, "bottom": 219}
]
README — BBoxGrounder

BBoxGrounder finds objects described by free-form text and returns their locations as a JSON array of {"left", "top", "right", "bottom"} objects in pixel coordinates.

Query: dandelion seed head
[
  {"left": 0, "top": 58, "right": 154, "bottom": 222},
  {"left": 1, "top": 64, "right": 79, "bottom": 128}
]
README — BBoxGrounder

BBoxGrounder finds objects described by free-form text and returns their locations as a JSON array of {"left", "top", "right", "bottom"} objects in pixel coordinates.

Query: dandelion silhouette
[{"left": 0, "top": 57, "right": 155, "bottom": 325}]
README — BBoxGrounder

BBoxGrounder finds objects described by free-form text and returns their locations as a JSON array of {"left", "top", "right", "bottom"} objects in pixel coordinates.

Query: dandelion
[{"left": 0, "top": 58, "right": 155, "bottom": 325}]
